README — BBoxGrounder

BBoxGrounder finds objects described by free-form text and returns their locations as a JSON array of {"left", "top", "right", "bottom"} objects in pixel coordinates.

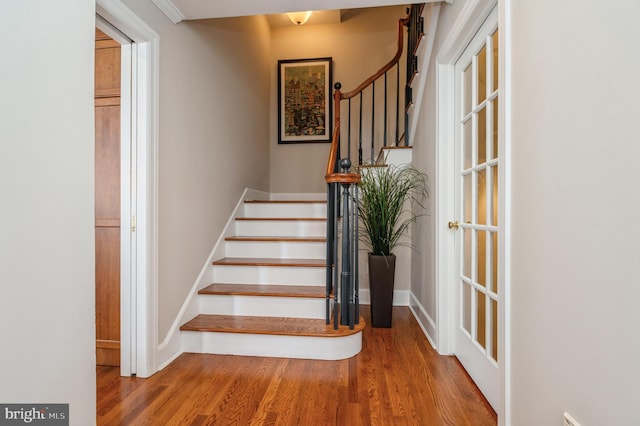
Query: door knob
[{"left": 448, "top": 221, "right": 459, "bottom": 230}]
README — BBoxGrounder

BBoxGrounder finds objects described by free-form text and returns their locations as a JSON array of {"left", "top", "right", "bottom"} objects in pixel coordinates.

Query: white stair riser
[
  {"left": 383, "top": 148, "right": 413, "bottom": 165},
  {"left": 212, "top": 265, "right": 325, "bottom": 285},
  {"left": 182, "top": 331, "right": 362, "bottom": 360},
  {"left": 235, "top": 220, "right": 326, "bottom": 237},
  {"left": 198, "top": 295, "right": 327, "bottom": 319},
  {"left": 225, "top": 241, "right": 326, "bottom": 259},
  {"left": 244, "top": 203, "right": 326, "bottom": 219}
]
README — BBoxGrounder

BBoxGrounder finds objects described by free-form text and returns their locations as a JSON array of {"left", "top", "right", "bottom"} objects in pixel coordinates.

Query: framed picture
[{"left": 278, "top": 57, "right": 332, "bottom": 144}]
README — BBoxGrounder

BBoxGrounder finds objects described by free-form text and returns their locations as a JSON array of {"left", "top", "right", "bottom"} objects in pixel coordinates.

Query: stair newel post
[
  {"left": 334, "top": 82, "right": 343, "bottom": 160},
  {"left": 339, "top": 158, "right": 353, "bottom": 326}
]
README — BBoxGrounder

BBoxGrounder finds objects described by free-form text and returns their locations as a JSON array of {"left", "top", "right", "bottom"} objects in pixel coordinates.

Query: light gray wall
[
  {"left": 510, "top": 0, "right": 640, "bottom": 424},
  {"left": 269, "top": 6, "right": 406, "bottom": 193},
  {"left": 412, "top": 0, "right": 640, "bottom": 423},
  {"left": 410, "top": 0, "right": 470, "bottom": 344},
  {"left": 121, "top": 0, "right": 272, "bottom": 341},
  {"left": 0, "top": 1, "right": 96, "bottom": 424}
]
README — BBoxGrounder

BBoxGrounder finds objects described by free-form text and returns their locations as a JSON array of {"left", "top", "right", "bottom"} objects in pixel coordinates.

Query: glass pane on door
[{"left": 458, "top": 27, "right": 499, "bottom": 363}]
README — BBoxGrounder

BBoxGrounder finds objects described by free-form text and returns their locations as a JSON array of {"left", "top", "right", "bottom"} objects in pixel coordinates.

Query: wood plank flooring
[{"left": 97, "top": 307, "right": 496, "bottom": 425}]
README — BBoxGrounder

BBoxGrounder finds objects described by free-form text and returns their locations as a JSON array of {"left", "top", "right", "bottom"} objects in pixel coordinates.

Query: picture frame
[{"left": 278, "top": 57, "right": 332, "bottom": 144}]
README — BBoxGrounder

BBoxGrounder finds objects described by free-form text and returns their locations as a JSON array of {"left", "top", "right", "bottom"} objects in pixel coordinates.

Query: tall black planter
[{"left": 368, "top": 253, "right": 396, "bottom": 328}]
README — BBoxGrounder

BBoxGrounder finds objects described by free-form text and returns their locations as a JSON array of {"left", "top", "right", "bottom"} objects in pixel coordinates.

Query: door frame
[
  {"left": 96, "top": 0, "right": 159, "bottom": 378},
  {"left": 434, "top": 0, "right": 510, "bottom": 423}
]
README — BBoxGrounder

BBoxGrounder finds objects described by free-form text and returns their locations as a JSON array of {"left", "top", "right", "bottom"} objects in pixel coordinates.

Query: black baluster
[
  {"left": 347, "top": 98, "right": 351, "bottom": 163},
  {"left": 340, "top": 158, "right": 352, "bottom": 326},
  {"left": 358, "top": 93, "right": 363, "bottom": 166},
  {"left": 395, "top": 63, "right": 400, "bottom": 146},
  {"left": 371, "top": 81, "right": 375, "bottom": 164}
]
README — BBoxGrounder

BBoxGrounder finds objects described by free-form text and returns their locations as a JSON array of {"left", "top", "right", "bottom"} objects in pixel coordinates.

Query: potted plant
[{"left": 358, "top": 163, "right": 428, "bottom": 327}]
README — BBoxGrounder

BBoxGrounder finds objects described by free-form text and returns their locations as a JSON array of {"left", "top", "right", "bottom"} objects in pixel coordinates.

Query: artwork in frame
[{"left": 278, "top": 57, "right": 332, "bottom": 144}]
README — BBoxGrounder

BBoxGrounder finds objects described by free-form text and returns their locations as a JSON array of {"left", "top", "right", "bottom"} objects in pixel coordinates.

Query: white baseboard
[
  {"left": 358, "top": 289, "right": 410, "bottom": 306},
  {"left": 409, "top": 292, "right": 437, "bottom": 349}
]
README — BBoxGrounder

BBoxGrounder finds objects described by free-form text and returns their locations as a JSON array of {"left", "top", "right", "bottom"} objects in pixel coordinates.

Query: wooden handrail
[
  {"left": 325, "top": 127, "right": 341, "bottom": 179},
  {"left": 341, "top": 18, "right": 408, "bottom": 100},
  {"left": 325, "top": 15, "right": 408, "bottom": 186}
]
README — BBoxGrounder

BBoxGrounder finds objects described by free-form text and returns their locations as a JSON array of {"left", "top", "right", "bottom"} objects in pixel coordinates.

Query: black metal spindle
[
  {"left": 352, "top": 185, "right": 360, "bottom": 324},
  {"left": 347, "top": 98, "right": 352, "bottom": 162},
  {"left": 384, "top": 72, "right": 388, "bottom": 148},
  {"left": 395, "top": 63, "right": 400, "bottom": 146},
  {"left": 332, "top": 181, "right": 339, "bottom": 329},
  {"left": 325, "top": 183, "right": 334, "bottom": 324},
  {"left": 358, "top": 93, "right": 363, "bottom": 166},
  {"left": 339, "top": 159, "right": 352, "bottom": 326},
  {"left": 371, "top": 82, "right": 375, "bottom": 164}
]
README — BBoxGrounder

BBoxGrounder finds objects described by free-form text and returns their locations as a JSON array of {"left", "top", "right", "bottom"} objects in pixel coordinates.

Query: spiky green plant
[{"left": 358, "top": 164, "right": 428, "bottom": 256}]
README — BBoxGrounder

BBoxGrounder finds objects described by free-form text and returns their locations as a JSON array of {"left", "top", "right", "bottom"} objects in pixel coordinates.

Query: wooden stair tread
[
  {"left": 180, "top": 314, "right": 366, "bottom": 337},
  {"left": 244, "top": 200, "right": 326, "bottom": 204},
  {"left": 225, "top": 236, "right": 326, "bottom": 242},
  {"left": 381, "top": 145, "right": 413, "bottom": 149},
  {"left": 236, "top": 217, "right": 325, "bottom": 221},
  {"left": 212, "top": 257, "right": 326, "bottom": 267},
  {"left": 199, "top": 283, "right": 326, "bottom": 298}
]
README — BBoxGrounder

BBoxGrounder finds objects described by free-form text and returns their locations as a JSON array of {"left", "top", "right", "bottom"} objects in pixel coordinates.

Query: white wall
[
  {"left": 0, "top": 1, "right": 96, "bottom": 425},
  {"left": 121, "top": 0, "right": 272, "bottom": 341},
  {"left": 269, "top": 6, "right": 406, "bottom": 193},
  {"left": 509, "top": 0, "right": 640, "bottom": 424}
]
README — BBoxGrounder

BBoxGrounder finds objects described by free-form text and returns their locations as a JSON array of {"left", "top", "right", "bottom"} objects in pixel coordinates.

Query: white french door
[{"left": 452, "top": 7, "right": 500, "bottom": 409}]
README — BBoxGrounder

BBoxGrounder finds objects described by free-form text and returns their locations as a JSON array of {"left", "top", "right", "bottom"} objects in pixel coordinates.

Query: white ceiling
[{"left": 150, "top": 0, "right": 443, "bottom": 23}]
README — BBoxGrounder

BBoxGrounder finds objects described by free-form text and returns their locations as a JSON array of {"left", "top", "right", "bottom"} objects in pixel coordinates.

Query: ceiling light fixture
[{"left": 287, "top": 11, "right": 312, "bottom": 26}]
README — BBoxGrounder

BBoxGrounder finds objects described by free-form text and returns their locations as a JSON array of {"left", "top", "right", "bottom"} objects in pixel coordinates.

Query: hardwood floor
[{"left": 97, "top": 307, "right": 496, "bottom": 425}]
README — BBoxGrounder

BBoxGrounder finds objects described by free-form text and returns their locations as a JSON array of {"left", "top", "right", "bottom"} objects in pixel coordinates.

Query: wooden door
[{"left": 95, "top": 28, "right": 121, "bottom": 367}]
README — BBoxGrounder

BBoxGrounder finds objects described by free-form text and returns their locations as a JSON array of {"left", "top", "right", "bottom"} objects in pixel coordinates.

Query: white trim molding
[
  {"left": 499, "top": 1, "right": 512, "bottom": 424},
  {"left": 409, "top": 292, "right": 437, "bottom": 348},
  {"left": 151, "top": 0, "right": 185, "bottom": 24}
]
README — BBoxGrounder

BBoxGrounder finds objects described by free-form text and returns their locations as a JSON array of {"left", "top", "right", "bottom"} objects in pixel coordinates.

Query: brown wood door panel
[
  {"left": 95, "top": 29, "right": 121, "bottom": 367},
  {"left": 95, "top": 30, "right": 121, "bottom": 94},
  {"left": 95, "top": 227, "right": 121, "bottom": 340},
  {"left": 95, "top": 104, "right": 121, "bottom": 220}
]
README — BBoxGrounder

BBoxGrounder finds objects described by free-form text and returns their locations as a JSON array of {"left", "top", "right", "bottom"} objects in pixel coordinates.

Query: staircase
[{"left": 180, "top": 197, "right": 365, "bottom": 360}]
